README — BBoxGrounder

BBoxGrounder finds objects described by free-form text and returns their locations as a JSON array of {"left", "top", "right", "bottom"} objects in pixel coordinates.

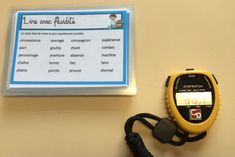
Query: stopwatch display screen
[
  {"left": 176, "top": 92, "right": 212, "bottom": 106},
  {"left": 173, "top": 74, "right": 215, "bottom": 123}
]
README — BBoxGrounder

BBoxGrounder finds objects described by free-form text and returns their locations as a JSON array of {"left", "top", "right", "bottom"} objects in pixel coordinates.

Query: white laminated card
[{"left": 3, "top": 8, "right": 136, "bottom": 95}]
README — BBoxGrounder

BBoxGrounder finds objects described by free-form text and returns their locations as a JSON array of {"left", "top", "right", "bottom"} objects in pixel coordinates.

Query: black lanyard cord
[{"left": 124, "top": 113, "right": 207, "bottom": 157}]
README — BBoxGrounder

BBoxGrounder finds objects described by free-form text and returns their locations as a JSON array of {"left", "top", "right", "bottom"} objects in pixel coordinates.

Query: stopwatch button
[
  {"left": 186, "top": 68, "right": 194, "bottom": 71},
  {"left": 165, "top": 76, "right": 171, "bottom": 87},
  {"left": 212, "top": 74, "right": 218, "bottom": 84}
]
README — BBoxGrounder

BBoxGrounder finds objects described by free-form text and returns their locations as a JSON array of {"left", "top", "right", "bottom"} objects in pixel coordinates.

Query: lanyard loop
[{"left": 125, "top": 113, "right": 207, "bottom": 157}]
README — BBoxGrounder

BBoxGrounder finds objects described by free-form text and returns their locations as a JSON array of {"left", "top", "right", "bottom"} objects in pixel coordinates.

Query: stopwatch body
[{"left": 165, "top": 69, "right": 220, "bottom": 133}]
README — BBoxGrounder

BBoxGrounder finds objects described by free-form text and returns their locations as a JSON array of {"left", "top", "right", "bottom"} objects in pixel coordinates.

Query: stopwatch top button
[
  {"left": 186, "top": 68, "right": 194, "bottom": 71},
  {"left": 165, "top": 76, "right": 171, "bottom": 87},
  {"left": 212, "top": 74, "right": 218, "bottom": 84}
]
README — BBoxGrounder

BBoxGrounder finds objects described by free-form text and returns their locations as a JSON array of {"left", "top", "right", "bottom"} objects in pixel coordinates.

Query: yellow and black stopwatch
[
  {"left": 165, "top": 69, "right": 220, "bottom": 133},
  {"left": 125, "top": 69, "right": 220, "bottom": 157}
]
